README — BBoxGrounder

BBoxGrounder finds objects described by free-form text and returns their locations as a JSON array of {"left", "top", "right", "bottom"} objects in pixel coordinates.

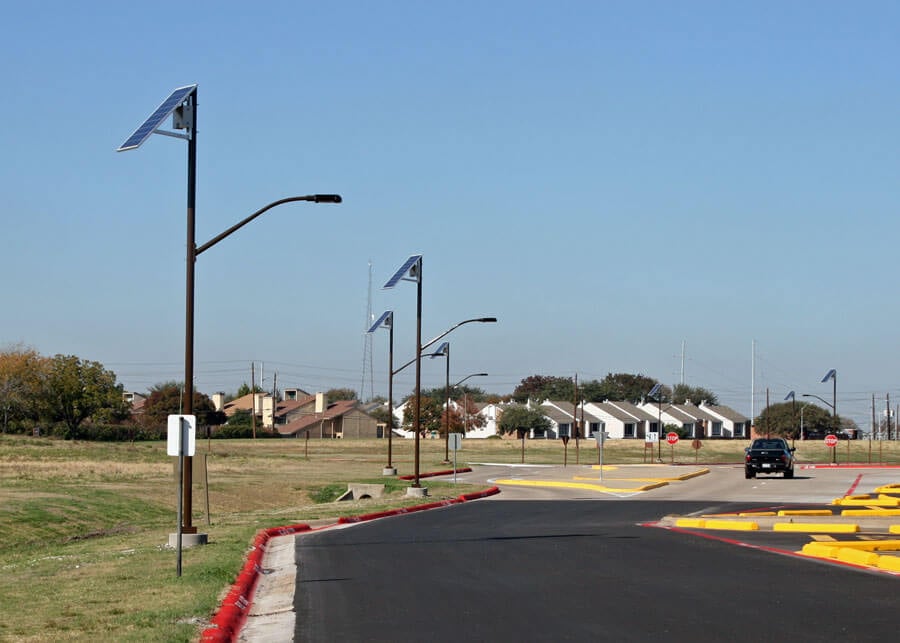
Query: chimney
[
  {"left": 212, "top": 392, "right": 225, "bottom": 411},
  {"left": 315, "top": 392, "right": 326, "bottom": 414}
]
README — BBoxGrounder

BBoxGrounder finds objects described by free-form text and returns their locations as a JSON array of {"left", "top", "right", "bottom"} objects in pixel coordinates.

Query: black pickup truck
[{"left": 745, "top": 438, "right": 795, "bottom": 479}]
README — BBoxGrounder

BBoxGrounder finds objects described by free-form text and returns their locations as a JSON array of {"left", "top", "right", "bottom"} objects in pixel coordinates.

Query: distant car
[{"left": 745, "top": 438, "right": 795, "bottom": 479}]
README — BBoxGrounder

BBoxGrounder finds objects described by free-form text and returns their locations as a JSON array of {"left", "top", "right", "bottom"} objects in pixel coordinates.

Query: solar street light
[
  {"left": 119, "top": 85, "right": 341, "bottom": 543},
  {"left": 383, "top": 253, "right": 496, "bottom": 488},
  {"left": 367, "top": 310, "right": 396, "bottom": 475}
]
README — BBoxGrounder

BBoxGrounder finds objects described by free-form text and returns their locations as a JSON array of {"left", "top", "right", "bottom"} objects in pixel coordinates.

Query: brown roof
[{"left": 275, "top": 400, "right": 361, "bottom": 436}]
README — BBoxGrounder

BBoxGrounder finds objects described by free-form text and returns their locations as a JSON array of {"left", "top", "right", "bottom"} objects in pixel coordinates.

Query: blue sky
[{"left": 2, "top": 2, "right": 899, "bottom": 429}]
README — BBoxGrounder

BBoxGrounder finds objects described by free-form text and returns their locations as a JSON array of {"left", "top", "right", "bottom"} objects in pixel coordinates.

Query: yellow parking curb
[
  {"left": 840, "top": 508, "right": 900, "bottom": 516},
  {"left": 493, "top": 479, "right": 668, "bottom": 493},
  {"left": 774, "top": 522, "right": 859, "bottom": 533},
  {"left": 800, "top": 540, "right": 900, "bottom": 572},
  {"left": 703, "top": 519, "right": 759, "bottom": 531},
  {"left": 777, "top": 509, "right": 832, "bottom": 516},
  {"left": 832, "top": 497, "right": 899, "bottom": 507}
]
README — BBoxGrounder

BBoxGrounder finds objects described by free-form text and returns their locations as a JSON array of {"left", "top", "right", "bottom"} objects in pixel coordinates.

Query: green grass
[{"left": 0, "top": 433, "right": 897, "bottom": 641}]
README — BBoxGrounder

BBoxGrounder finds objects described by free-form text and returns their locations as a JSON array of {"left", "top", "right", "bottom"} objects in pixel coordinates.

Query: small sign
[
  {"left": 561, "top": 435, "right": 570, "bottom": 445},
  {"left": 824, "top": 434, "right": 838, "bottom": 448},
  {"left": 167, "top": 414, "right": 196, "bottom": 456},
  {"left": 666, "top": 432, "right": 679, "bottom": 446},
  {"left": 448, "top": 433, "right": 463, "bottom": 451},
  {"left": 646, "top": 431, "right": 659, "bottom": 443},
  {"left": 594, "top": 431, "right": 609, "bottom": 442}
]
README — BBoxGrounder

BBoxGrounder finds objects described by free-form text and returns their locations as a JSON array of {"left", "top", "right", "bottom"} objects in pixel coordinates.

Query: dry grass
[{"left": 0, "top": 433, "right": 897, "bottom": 641}]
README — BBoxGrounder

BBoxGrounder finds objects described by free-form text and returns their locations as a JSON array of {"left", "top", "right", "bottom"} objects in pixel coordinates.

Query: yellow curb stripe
[
  {"left": 493, "top": 479, "right": 667, "bottom": 493},
  {"left": 836, "top": 549, "right": 880, "bottom": 566},
  {"left": 802, "top": 540, "right": 900, "bottom": 551},
  {"left": 674, "top": 518, "right": 706, "bottom": 528},
  {"left": 890, "top": 525, "right": 900, "bottom": 534},
  {"left": 774, "top": 522, "right": 859, "bottom": 533},
  {"left": 832, "top": 497, "right": 899, "bottom": 507},
  {"left": 702, "top": 519, "right": 759, "bottom": 531},
  {"left": 778, "top": 509, "right": 833, "bottom": 516},
  {"left": 674, "top": 469, "right": 710, "bottom": 480},
  {"left": 840, "top": 508, "right": 900, "bottom": 516},
  {"left": 738, "top": 511, "right": 777, "bottom": 517}
]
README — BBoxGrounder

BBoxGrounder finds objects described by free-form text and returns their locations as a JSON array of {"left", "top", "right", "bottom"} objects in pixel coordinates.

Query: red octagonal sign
[
  {"left": 666, "top": 432, "right": 679, "bottom": 445},
  {"left": 824, "top": 434, "right": 838, "bottom": 448}
]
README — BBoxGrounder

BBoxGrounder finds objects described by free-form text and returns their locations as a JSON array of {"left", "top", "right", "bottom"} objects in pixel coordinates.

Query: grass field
[{"left": 1, "top": 433, "right": 897, "bottom": 641}]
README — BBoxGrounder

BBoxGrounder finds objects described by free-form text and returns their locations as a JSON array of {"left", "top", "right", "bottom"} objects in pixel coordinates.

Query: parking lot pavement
[{"left": 456, "top": 462, "right": 709, "bottom": 495}]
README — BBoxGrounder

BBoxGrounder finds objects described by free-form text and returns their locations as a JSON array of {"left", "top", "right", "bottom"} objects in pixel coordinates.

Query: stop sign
[
  {"left": 824, "top": 434, "right": 838, "bottom": 447},
  {"left": 666, "top": 432, "right": 679, "bottom": 445}
]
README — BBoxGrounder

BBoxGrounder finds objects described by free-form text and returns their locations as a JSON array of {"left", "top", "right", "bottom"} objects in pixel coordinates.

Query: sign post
[
  {"left": 825, "top": 433, "right": 838, "bottom": 465},
  {"left": 646, "top": 431, "right": 659, "bottom": 463},
  {"left": 666, "top": 431, "right": 679, "bottom": 464},
  {"left": 449, "top": 433, "right": 462, "bottom": 483},
  {"left": 168, "top": 414, "right": 196, "bottom": 577},
  {"left": 594, "top": 430, "right": 608, "bottom": 481}
]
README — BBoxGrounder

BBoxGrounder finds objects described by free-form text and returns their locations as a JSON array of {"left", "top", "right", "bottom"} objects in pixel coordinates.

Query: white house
[
  {"left": 584, "top": 401, "right": 657, "bottom": 439},
  {"left": 698, "top": 402, "right": 750, "bottom": 438}
]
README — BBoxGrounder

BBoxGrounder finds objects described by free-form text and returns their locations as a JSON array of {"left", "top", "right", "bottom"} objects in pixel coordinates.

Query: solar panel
[
  {"left": 429, "top": 342, "right": 449, "bottom": 358},
  {"left": 648, "top": 383, "right": 662, "bottom": 399},
  {"left": 367, "top": 310, "right": 393, "bottom": 333},
  {"left": 822, "top": 369, "right": 836, "bottom": 382},
  {"left": 784, "top": 390, "right": 795, "bottom": 401},
  {"left": 117, "top": 85, "right": 197, "bottom": 152},
  {"left": 383, "top": 255, "right": 421, "bottom": 289}
]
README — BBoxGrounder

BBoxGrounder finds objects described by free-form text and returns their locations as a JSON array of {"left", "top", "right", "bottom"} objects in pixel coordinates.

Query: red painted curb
[
  {"left": 200, "top": 488, "right": 497, "bottom": 642},
  {"left": 200, "top": 523, "right": 312, "bottom": 642}
]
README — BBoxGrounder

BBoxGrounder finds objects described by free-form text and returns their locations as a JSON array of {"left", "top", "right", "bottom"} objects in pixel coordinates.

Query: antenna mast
[{"left": 360, "top": 260, "right": 375, "bottom": 401}]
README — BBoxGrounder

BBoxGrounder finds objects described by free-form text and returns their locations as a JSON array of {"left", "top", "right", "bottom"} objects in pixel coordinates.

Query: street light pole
[
  {"left": 183, "top": 195, "right": 341, "bottom": 531},
  {"left": 452, "top": 373, "right": 488, "bottom": 438},
  {"left": 367, "top": 311, "right": 396, "bottom": 475}
]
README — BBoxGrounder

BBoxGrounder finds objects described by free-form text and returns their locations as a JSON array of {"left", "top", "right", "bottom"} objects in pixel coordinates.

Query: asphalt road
[{"left": 292, "top": 494, "right": 897, "bottom": 642}]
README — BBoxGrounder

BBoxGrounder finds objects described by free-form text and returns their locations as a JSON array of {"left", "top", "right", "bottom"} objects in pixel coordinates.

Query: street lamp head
[
  {"left": 429, "top": 342, "right": 449, "bottom": 358},
  {"left": 308, "top": 194, "right": 342, "bottom": 203},
  {"left": 476, "top": 317, "right": 498, "bottom": 323},
  {"left": 367, "top": 310, "right": 393, "bottom": 333}
]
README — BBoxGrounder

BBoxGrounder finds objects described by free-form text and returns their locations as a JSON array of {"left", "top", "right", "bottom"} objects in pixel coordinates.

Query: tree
[
  {"left": 672, "top": 383, "right": 718, "bottom": 405},
  {"left": 236, "top": 382, "right": 265, "bottom": 397},
  {"left": 402, "top": 396, "right": 443, "bottom": 436},
  {"left": 591, "top": 373, "right": 659, "bottom": 403},
  {"left": 455, "top": 396, "right": 488, "bottom": 435},
  {"left": 39, "top": 355, "right": 128, "bottom": 440},
  {"left": 0, "top": 345, "right": 46, "bottom": 433},
  {"left": 141, "top": 382, "right": 225, "bottom": 428},
  {"left": 497, "top": 404, "right": 551, "bottom": 436},
  {"left": 325, "top": 388, "right": 357, "bottom": 401},
  {"left": 754, "top": 402, "right": 831, "bottom": 439},
  {"left": 512, "top": 375, "right": 576, "bottom": 403}
]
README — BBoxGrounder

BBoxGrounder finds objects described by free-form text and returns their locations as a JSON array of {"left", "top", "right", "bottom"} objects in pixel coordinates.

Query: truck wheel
[
  {"left": 784, "top": 468, "right": 794, "bottom": 479},
  {"left": 745, "top": 468, "right": 755, "bottom": 479}
]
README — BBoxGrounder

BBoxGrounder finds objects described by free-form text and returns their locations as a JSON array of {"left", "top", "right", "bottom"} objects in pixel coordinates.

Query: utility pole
[
  {"left": 572, "top": 374, "right": 580, "bottom": 464},
  {"left": 251, "top": 362, "right": 257, "bottom": 439}
]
